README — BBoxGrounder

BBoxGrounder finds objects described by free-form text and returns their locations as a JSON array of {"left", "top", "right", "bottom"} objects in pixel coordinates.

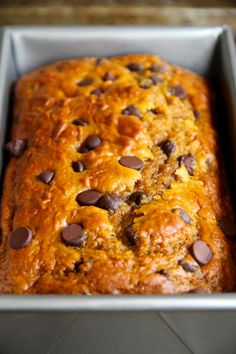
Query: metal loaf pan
[{"left": 0, "top": 26, "right": 236, "bottom": 354}]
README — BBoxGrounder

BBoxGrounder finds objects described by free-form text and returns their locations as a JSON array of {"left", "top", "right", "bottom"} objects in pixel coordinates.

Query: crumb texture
[{"left": 0, "top": 54, "right": 235, "bottom": 294}]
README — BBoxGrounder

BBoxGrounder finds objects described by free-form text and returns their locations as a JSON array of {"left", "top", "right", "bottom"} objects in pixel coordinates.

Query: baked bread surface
[{"left": 0, "top": 54, "right": 235, "bottom": 294}]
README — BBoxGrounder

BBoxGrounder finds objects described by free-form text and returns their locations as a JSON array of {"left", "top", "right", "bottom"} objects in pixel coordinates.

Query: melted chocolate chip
[
  {"left": 194, "top": 110, "right": 201, "bottom": 119},
  {"left": 72, "top": 119, "right": 88, "bottom": 126},
  {"left": 9, "top": 227, "right": 32, "bottom": 249},
  {"left": 150, "top": 63, "right": 168, "bottom": 73},
  {"left": 103, "top": 72, "right": 115, "bottom": 81},
  {"left": 96, "top": 57, "right": 105, "bottom": 66},
  {"left": 5, "top": 139, "right": 27, "bottom": 158},
  {"left": 77, "top": 78, "right": 93, "bottom": 86},
  {"left": 72, "top": 161, "right": 85, "bottom": 172},
  {"left": 219, "top": 217, "right": 236, "bottom": 238},
  {"left": 139, "top": 78, "right": 153, "bottom": 89},
  {"left": 79, "top": 147, "right": 89, "bottom": 153},
  {"left": 125, "top": 226, "right": 136, "bottom": 245},
  {"left": 76, "top": 190, "right": 102, "bottom": 206},
  {"left": 178, "top": 154, "right": 195, "bottom": 176},
  {"left": 126, "top": 62, "right": 143, "bottom": 72},
  {"left": 37, "top": 170, "right": 55, "bottom": 184},
  {"left": 172, "top": 208, "right": 192, "bottom": 224},
  {"left": 61, "top": 224, "right": 86, "bottom": 247},
  {"left": 91, "top": 88, "right": 104, "bottom": 96},
  {"left": 129, "top": 191, "right": 147, "bottom": 205},
  {"left": 119, "top": 156, "right": 144, "bottom": 171},
  {"left": 181, "top": 262, "right": 197, "bottom": 273},
  {"left": 151, "top": 75, "right": 163, "bottom": 84},
  {"left": 191, "top": 240, "right": 212, "bottom": 266},
  {"left": 171, "top": 85, "right": 188, "bottom": 100},
  {"left": 79, "top": 135, "right": 102, "bottom": 153},
  {"left": 122, "top": 105, "right": 141, "bottom": 118},
  {"left": 159, "top": 140, "right": 176, "bottom": 157},
  {"left": 96, "top": 194, "right": 122, "bottom": 211},
  {"left": 159, "top": 269, "right": 169, "bottom": 276}
]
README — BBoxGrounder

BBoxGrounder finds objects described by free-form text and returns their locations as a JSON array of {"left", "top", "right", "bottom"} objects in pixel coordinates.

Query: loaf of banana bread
[{"left": 0, "top": 54, "right": 235, "bottom": 294}]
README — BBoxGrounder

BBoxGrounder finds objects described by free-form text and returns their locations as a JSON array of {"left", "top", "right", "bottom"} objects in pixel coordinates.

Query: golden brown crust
[{"left": 0, "top": 54, "right": 235, "bottom": 294}]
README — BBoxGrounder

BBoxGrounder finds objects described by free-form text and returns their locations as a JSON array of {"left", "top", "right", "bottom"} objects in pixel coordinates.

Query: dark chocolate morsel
[
  {"left": 37, "top": 170, "right": 55, "bottom": 184},
  {"left": 125, "top": 226, "right": 137, "bottom": 246},
  {"left": 171, "top": 85, "right": 188, "bottom": 99},
  {"left": 77, "top": 78, "right": 93, "bottom": 86},
  {"left": 9, "top": 227, "right": 32, "bottom": 249},
  {"left": 5, "top": 139, "right": 27, "bottom": 158},
  {"left": 91, "top": 88, "right": 104, "bottom": 96},
  {"left": 159, "top": 140, "right": 176, "bottom": 157},
  {"left": 181, "top": 262, "right": 197, "bottom": 273},
  {"left": 119, "top": 156, "right": 144, "bottom": 171},
  {"left": 129, "top": 191, "right": 147, "bottom": 205},
  {"left": 191, "top": 240, "right": 212, "bottom": 266},
  {"left": 72, "top": 119, "right": 88, "bottom": 126},
  {"left": 172, "top": 208, "right": 192, "bottom": 224},
  {"left": 96, "top": 194, "right": 122, "bottom": 211},
  {"left": 122, "top": 105, "right": 141, "bottom": 119},
  {"left": 76, "top": 190, "right": 102, "bottom": 206},
  {"left": 194, "top": 110, "right": 201, "bottom": 119},
  {"left": 103, "top": 72, "right": 116, "bottom": 81},
  {"left": 79, "top": 135, "right": 102, "bottom": 153},
  {"left": 72, "top": 161, "right": 85, "bottom": 172},
  {"left": 178, "top": 154, "right": 195, "bottom": 176},
  {"left": 150, "top": 63, "right": 168, "bottom": 73},
  {"left": 126, "top": 63, "right": 143, "bottom": 72},
  {"left": 61, "top": 224, "right": 86, "bottom": 247}
]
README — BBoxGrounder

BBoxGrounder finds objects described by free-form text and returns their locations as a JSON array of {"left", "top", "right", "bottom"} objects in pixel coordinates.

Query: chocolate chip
[
  {"left": 122, "top": 105, "right": 141, "bottom": 118},
  {"left": 96, "top": 194, "right": 122, "bottom": 211},
  {"left": 151, "top": 75, "right": 163, "bottom": 84},
  {"left": 76, "top": 190, "right": 102, "bottom": 206},
  {"left": 194, "top": 110, "right": 201, "bottom": 119},
  {"left": 172, "top": 208, "right": 192, "bottom": 224},
  {"left": 61, "top": 224, "right": 86, "bottom": 247},
  {"left": 178, "top": 154, "right": 195, "bottom": 176},
  {"left": 9, "top": 227, "right": 32, "bottom": 249},
  {"left": 96, "top": 57, "right": 105, "bottom": 66},
  {"left": 103, "top": 72, "right": 115, "bottom": 81},
  {"left": 139, "top": 78, "right": 153, "bottom": 89},
  {"left": 129, "top": 191, "right": 147, "bottom": 205},
  {"left": 150, "top": 64, "right": 168, "bottom": 73},
  {"left": 171, "top": 85, "right": 188, "bottom": 99},
  {"left": 37, "top": 171, "right": 55, "bottom": 184},
  {"left": 191, "top": 240, "right": 212, "bottom": 266},
  {"left": 79, "top": 147, "right": 89, "bottom": 153},
  {"left": 119, "top": 156, "right": 144, "bottom": 171},
  {"left": 181, "top": 262, "right": 197, "bottom": 273},
  {"left": 5, "top": 139, "right": 27, "bottom": 158},
  {"left": 159, "top": 269, "right": 168, "bottom": 276},
  {"left": 72, "top": 119, "right": 88, "bottom": 126},
  {"left": 125, "top": 226, "right": 136, "bottom": 245},
  {"left": 150, "top": 108, "right": 159, "bottom": 114},
  {"left": 126, "top": 63, "right": 143, "bottom": 72},
  {"left": 91, "top": 88, "right": 104, "bottom": 96},
  {"left": 77, "top": 78, "right": 93, "bottom": 86},
  {"left": 159, "top": 140, "right": 176, "bottom": 157},
  {"left": 79, "top": 135, "right": 101, "bottom": 153},
  {"left": 72, "top": 161, "right": 85, "bottom": 172},
  {"left": 219, "top": 217, "right": 236, "bottom": 238}
]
